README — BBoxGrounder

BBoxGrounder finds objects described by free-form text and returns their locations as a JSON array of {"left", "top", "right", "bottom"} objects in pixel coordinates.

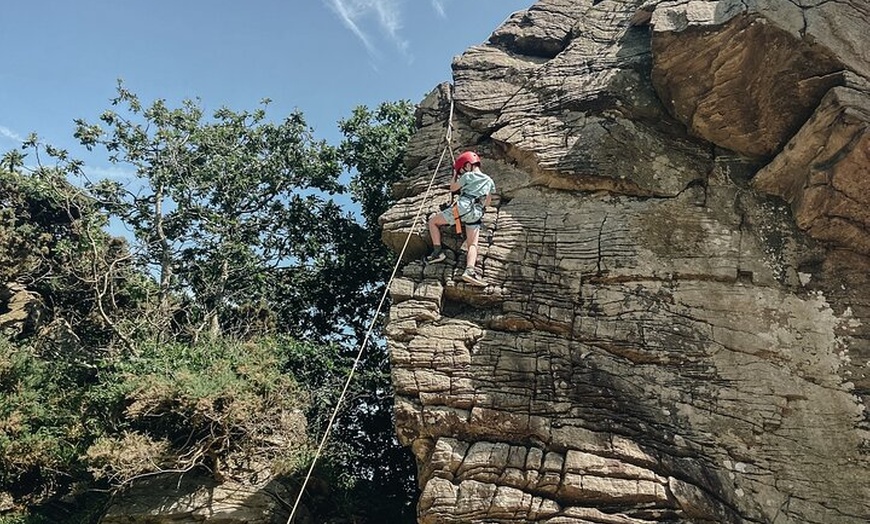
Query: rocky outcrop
[
  {"left": 753, "top": 85, "right": 870, "bottom": 257},
  {"left": 0, "top": 283, "right": 42, "bottom": 337},
  {"left": 100, "top": 472, "right": 293, "bottom": 524},
  {"left": 382, "top": 1, "right": 870, "bottom": 523},
  {"left": 97, "top": 412, "right": 308, "bottom": 524}
]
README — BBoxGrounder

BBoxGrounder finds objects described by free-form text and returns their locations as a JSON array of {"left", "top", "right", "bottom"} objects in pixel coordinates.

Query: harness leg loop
[{"left": 452, "top": 203, "right": 462, "bottom": 234}]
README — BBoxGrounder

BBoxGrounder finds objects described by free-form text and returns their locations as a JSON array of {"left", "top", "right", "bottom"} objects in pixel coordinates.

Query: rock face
[
  {"left": 100, "top": 472, "right": 292, "bottom": 524},
  {"left": 382, "top": 1, "right": 870, "bottom": 523},
  {"left": 0, "top": 283, "right": 42, "bottom": 337}
]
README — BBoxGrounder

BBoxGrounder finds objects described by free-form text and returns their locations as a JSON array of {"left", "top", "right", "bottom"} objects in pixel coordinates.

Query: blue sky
[{"left": 1, "top": 0, "right": 531, "bottom": 179}]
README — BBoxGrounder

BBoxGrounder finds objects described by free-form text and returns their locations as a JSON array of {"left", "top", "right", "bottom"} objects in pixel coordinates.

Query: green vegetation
[{"left": 0, "top": 83, "right": 417, "bottom": 522}]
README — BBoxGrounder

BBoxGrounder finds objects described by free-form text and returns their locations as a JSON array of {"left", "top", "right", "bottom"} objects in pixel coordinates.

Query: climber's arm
[{"left": 449, "top": 172, "right": 463, "bottom": 193}]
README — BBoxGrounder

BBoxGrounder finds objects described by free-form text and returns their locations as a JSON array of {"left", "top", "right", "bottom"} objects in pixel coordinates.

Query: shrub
[
  {"left": 89, "top": 337, "right": 311, "bottom": 484},
  {"left": 0, "top": 335, "right": 314, "bottom": 512},
  {"left": 0, "top": 339, "right": 88, "bottom": 504}
]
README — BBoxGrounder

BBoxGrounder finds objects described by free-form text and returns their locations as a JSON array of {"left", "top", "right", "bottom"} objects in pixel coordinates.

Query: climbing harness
[
  {"left": 447, "top": 195, "right": 487, "bottom": 238},
  {"left": 286, "top": 87, "right": 458, "bottom": 524},
  {"left": 451, "top": 201, "right": 462, "bottom": 234}
]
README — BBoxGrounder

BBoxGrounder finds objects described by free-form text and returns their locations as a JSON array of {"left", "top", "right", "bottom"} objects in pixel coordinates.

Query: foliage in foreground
[
  {"left": 0, "top": 87, "right": 418, "bottom": 523},
  {"left": 88, "top": 338, "right": 310, "bottom": 483},
  {"left": 0, "top": 336, "right": 308, "bottom": 485}
]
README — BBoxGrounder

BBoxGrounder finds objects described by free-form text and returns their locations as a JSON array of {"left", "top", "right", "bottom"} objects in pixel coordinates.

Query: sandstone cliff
[{"left": 381, "top": 1, "right": 870, "bottom": 522}]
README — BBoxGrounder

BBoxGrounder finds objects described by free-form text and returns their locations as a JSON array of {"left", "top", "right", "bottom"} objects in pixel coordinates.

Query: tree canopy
[{"left": 0, "top": 83, "right": 418, "bottom": 523}]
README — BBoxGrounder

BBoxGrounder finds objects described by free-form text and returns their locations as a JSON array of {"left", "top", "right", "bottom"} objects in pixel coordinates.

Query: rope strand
[{"left": 286, "top": 90, "right": 456, "bottom": 524}]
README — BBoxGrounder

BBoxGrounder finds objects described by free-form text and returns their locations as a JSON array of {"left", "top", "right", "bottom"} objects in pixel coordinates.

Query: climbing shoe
[
  {"left": 460, "top": 267, "right": 486, "bottom": 287},
  {"left": 425, "top": 248, "right": 447, "bottom": 264}
]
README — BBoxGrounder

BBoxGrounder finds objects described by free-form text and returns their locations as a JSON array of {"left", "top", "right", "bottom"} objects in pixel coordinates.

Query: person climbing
[{"left": 425, "top": 150, "right": 495, "bottom": 287}]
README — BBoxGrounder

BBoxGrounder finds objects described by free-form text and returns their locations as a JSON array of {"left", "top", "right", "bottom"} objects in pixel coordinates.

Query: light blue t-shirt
[
  {"left": 452, "top": 170, "right": 495, "bottom": 223},
  {"left": 458, "top": 171, "right": 495, "bottom": 200}
]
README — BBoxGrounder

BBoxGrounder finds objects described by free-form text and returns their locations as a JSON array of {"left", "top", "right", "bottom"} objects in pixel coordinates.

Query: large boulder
[{"left": 382, "top": 0, "right": 870, "bottom": 522}]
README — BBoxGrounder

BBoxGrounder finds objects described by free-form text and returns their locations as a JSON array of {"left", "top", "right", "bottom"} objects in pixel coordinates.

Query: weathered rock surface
[
  {"left": 97, "top": 408, "right": 307, "bottom": 523},
  {"left": 753, "top": 84, "right": 870, "bottom": 256},
  {"left": 0, "top": 283, "right": 42, "bottom": 337},
  {"left": 100, "top": 472, "right": 292, "bottom": 524},
  {"left": 383, "top": 0, "right": 870, "bottom": 522}
]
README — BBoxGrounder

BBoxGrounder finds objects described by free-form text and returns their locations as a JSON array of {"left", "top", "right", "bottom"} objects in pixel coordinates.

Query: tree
[
  {"left": 74, "top": 81, "right": 345, "bottom": 342},
  {"left": 1, "top": 88, "right": 420, "bottom": 522},
  {"left": 0, "top": 164, "right": 142, "bottom": 515},
  {"left": 0, "top": 160, "right": 140, "bottom": 350},
  {"left": 327, "top": 100, "right": 419, "bottom": 520},
  {"left": 75, "top": 88, "right": 421, "bottom": 519}
]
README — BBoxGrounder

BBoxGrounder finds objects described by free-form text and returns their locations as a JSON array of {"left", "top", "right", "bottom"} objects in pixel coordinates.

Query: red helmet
[{"left": 453, "top": 151, "right": 481, "bottom": 172}]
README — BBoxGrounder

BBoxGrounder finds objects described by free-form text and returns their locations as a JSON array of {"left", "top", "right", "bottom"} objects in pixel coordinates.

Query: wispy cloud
[
  {"left": 0, "top": 125, "right": 23, "bottom": 143},
  {"left": 431, "top": 0, "right": 447, "bottom": 18},
  {"left": 324, "top": 0, "right": 415, "bottom": 59},
  {"left": 326, "top": 0, "right": 378, "bottom": 56}
]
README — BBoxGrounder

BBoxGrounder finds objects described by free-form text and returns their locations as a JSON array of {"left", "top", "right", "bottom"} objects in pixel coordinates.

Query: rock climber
[{"left": 425, "top": 151, "right": 495, "bottom": 287}]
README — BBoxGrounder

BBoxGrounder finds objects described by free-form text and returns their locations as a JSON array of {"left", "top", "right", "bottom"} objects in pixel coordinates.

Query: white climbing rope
[{"left": 286, "top": 89, "right": 456, "bottom": 524}]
